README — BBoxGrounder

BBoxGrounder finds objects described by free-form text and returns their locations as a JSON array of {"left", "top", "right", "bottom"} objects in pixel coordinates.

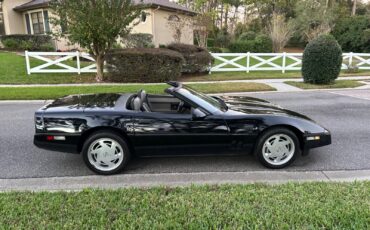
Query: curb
[{"left": 0, "top": 170, "right": 369, "bottom": 192}]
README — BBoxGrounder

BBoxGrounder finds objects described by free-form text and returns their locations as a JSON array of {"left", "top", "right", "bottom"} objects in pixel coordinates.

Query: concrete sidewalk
[{"left": 1, "top": 170, "right": 369, "bottom": 192}]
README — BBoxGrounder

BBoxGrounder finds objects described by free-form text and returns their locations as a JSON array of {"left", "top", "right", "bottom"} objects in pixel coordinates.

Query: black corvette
[{"left": 34, "top": 82, "right": 331, "bottom": 175}]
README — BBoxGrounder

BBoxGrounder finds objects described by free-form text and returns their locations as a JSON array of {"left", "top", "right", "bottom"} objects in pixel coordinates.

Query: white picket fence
[
  {"left": 210, "top": 52, "right": 370, "bottom": 73},
  {"left": 25, "top": 51, "right": 97, "bottom": 75},
  {"left": 25, "top": 51, "right": 370, "bottom": 75}
]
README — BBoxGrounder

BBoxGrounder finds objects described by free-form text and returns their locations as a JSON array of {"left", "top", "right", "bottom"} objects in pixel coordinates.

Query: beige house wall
[
  {"left": 2, "top": 2, "right": 194, "bottom": 49},
  {"left": 131, "top": 9, "right": 153, "bottom": 34},
  {"left": 2, "top": 0, "right": 29, "bottom": 34},
  {"left": 152, "top": 10, "right": 194, "bottom": 46}
]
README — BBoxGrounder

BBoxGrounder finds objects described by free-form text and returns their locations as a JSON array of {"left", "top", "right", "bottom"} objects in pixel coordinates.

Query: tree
[
  {"left": 268, "top": 13, "right": 294, "bottom": 52},
  {"left": 166, "top": 15, "right": 192, "bottom": 43},
  {"left": 292, "top": 0, "right": 338, "bottom": 42},
  {"left": 49, "top": 0, "right": 143, "bottom": 82},
  {"left": 193, "top": 13, "right": 213, "bottom": 47}
]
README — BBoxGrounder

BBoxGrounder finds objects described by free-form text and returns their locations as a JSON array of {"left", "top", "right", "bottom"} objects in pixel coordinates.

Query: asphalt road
[{"left": 1, "top": 89, "right": 370, "bottom": 179}]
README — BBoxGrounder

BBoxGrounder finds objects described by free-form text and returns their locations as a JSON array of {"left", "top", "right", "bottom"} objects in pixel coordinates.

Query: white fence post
[
  {"left": 246, "top": 52, "right": 250, "bottom": 73},
  {"left": 282, "top": 52, "right": 286, "bottom": 73},
  {"left": 25, "top": 51, "right": 31, "bottom": 75},
  {"left": 76, "top": 51, "right": 81, "bottom": 75},
  {"left": 349, "top": 52, "right": 353, "bottom": 67}
]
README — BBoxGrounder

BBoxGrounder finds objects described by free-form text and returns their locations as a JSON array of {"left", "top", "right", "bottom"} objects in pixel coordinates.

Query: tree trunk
[
  {"left": 352, "top": 0, "right": 357, "bottom": 16},
  {"left": 95, "top": 55, "right": 104, "bottom": 82}
]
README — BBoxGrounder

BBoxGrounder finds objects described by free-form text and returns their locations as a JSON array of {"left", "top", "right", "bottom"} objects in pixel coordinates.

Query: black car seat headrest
[{"left": 138, "top": 90, "right": 151, "bottom": 112}]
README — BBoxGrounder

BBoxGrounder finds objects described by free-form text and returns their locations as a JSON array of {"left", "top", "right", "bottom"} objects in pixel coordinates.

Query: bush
[
  {"left": 332, "top": 16, "right": 370, "bottom": 52},
  {"left": 302, "top": 35, "right": 342, "bottom": 84},
  {"left": 0, "top": 34, "right": 53, "bottom": 51},
  {"left": 208, "top": 47, "right": 223, "bottom": 53},
  {"left": 121, "top": 33, "right": 154, "bottom": 48},
  {"left": 238, "top": 31, "right": 256, "bottom": 41},
  {"left": 207, "top": 38, "right": 215, "bottom": 47},
  {"left": 106, "top": 48, "right": 184, "bottom": 83},
  {"left": 166, "top": 43, "right": 214, "bottom": 74},
  {"left": 1, "top": 39, "right": 19, "bottom": 49},
  {"left": 254, "top": 34, "right": 273, "bottom": 52},
  {"left": 228, "top": 40, "right": 256, "bottom": 53},
  {"left": 228, "top": 35, "right": 272, "bottom": 53},
  {"left": 214, "top": 30, "right": 232, "bottom": 48}
]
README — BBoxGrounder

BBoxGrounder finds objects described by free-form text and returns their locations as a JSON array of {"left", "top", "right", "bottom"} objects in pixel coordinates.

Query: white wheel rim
[
  {"left": 262, "top": 134, "right": 295, "bottom": 166},
  {"left": 87, "top": 138, "right": 124, "bottom": 172}
]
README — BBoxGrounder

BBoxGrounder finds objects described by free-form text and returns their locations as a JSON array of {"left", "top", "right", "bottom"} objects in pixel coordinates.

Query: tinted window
[{"left": 175, "top": 85, "right": 223, "bottom": 113}]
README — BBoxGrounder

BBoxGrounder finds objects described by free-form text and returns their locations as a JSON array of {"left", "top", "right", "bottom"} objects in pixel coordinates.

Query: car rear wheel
[
  {"left": 82, "top": 132, "right": 130, "bottom": 175},
  {"left": 255, "top": 128, "right": 300, "bottom": 169}
]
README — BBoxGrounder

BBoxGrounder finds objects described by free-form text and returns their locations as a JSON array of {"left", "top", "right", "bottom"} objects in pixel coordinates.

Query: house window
[
  {"left": 168, "top": 15, "right": 180, "bottom": 22},
  {"left": 141, "top": 12, "right": 147, "bottom": 23},
  {"left": 24, "top": 10, "right": 51, "bottom": 35},
  {"left": 31, "top": 12, "right": 44, "bottom": 34}
]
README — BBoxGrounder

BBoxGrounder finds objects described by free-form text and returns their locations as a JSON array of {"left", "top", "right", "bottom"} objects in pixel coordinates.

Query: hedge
[
  {"left": 302, "top": 35, "right": 342, "bottom": 84},
  {"left": 166, "top": 43, "right": 214, "bottom": 74},
  {"left": 228, "top": 35, "right": 272, "bottom": 53},
  {"left": 106, "top": 48, "right": 184, "bottom": 83},
  {"left": 121, "top": 33, "right": 154, "bottom": 48},
  {"left": 0, "top": 34, "right": 54, "bottom": 51}
]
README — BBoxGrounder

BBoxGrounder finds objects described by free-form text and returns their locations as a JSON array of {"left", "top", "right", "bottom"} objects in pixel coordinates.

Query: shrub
[
  {"left": 332, "top": 16, "right": 370, "bottom": 52},
  {"left": 228, "top": 35, "right": 272, "bottom": 53},
  {"left": 121, "top": 33, "right": 154, "bottom": 48},
  {"left": 302, "top": 35, "right": 342, "bottom": 84},
  {"left": 214, "top": 32, "right": 232, "bottom": 48},
  {"left": 1, "top": 39, "right": 19, "bottom": 49},
  {"left": 254, "top": 34, "right": 273, "bottom": 52},
  {"left": 166, "top": 43, "right": 214, "bottom": 74},
  {"left": 207, "top": 38, "right": 215, "bottom": 47},
  {"left": 0, "top": 34, "right": 53, "bottom": 51},
  {"left": 208, "top": 47, "right": 222, "bottom": 53},
  {"left": 228, "top": 40, "right": 256, "bottom": 53},
  {"left": 238, "top": 31, "right": 256, "bottom": 41},
  {"left": 106, "top": 48, "right": 184, "bottom": 83}
]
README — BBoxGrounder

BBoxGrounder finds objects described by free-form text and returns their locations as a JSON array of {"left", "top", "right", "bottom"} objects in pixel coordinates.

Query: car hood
[
  {"left": 221, "top": 95, "right": 313, "bottom": 120},
  {"left": 41, "top": 93, "right": 123, "bottom": 112}
]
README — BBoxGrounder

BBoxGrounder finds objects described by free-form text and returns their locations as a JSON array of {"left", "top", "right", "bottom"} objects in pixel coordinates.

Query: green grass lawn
[
  {"left": 0, "top": 82, "right": 274, "bottom": 100},
  {"left": 0, "top": 182, "right": 368, "bottom": 229},
  {"left": 286, "top": 80, "right": 366, "bottom": 89},
  {"left": 1, "top": 51, "right": 369, "bottom": 84}
]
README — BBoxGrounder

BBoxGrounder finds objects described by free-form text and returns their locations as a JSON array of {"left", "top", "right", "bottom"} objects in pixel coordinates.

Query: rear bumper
[
  {"left": 303, "top": 132, "right": 332, "bottom": 149},
  {"left": 34, "top": 134, "right": 80, "bottom": 154}
]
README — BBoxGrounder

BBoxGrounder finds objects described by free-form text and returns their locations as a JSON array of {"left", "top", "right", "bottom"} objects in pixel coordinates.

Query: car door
[{"left": 132, "top": 111, "right": 231, "bottom": 156}]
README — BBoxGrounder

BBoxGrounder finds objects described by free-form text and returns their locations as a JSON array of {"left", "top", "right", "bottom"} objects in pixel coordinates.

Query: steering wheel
[{"left": 177, "top": 100, "right": 185, "bottom": 113}]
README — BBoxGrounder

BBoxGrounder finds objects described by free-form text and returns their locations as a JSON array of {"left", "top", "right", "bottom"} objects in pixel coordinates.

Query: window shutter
[
  {"left": 25, "top": 14, "right": 31, "bottom": 34},
  {"left": 43, "top": 11, "right": 50, "bottom": 33}
]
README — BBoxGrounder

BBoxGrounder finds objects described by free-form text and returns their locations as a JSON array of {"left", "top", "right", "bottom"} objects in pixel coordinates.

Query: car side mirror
[{"left": 192, "top": 108, "right": 207, "bottom": 120}]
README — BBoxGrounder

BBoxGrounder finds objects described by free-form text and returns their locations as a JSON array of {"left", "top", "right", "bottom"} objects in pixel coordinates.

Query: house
[{"left": 0, "top": 0, "right": 196, "bottom": 50}]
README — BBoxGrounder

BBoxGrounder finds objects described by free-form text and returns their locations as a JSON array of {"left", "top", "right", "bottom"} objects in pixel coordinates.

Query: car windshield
[{"left": 174, "top": 85, "right": 226, "bottom": 113}]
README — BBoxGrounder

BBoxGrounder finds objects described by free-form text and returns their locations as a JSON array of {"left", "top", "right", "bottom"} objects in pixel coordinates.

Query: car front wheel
[
  {"left": 255, "top": 128, "right": 301, "bottom": 169},
  {"left": 82, "top": 132, "right": 130, "bottom": 175}
]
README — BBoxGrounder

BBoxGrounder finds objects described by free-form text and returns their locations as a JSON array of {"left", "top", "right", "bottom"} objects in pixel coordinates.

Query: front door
[{"left": 132, "top": 112, "right": 231, "bottom": 156}]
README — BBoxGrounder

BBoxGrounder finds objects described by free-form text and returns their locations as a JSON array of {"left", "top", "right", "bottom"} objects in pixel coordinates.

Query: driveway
[{"left": 0, "top": 89, "right": 369, "bottom": 179}]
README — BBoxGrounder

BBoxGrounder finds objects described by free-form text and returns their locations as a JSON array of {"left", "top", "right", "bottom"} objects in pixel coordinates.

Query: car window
[{"left": 174, "top": 85, "right": 224, "bottom": 113}]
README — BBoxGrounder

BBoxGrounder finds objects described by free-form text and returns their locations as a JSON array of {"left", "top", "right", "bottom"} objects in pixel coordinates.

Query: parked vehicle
[{"left": 34, "top": 82, "right": 331, "bottom": 175}]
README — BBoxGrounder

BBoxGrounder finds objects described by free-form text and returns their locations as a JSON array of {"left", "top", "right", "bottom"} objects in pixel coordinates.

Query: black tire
[
  {"left": 255, "top": 128, "right": 301, "bottom": 169},
  {"left": 82, "top": 131, "right": 131, "bottom": 175}
]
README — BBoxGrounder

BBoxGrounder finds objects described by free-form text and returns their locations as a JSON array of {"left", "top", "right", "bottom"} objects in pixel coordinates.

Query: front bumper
[
  {"left": 34, "top": 134, "right": 80, "bottom": 154},
  {"left": 303, "top": 131, "right": 332, "bottom": 149}
]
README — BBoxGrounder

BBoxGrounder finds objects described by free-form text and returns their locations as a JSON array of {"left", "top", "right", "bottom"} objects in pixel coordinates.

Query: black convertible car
[{"left": 34, "top": 82, "right": 331, "bottom": 175}]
